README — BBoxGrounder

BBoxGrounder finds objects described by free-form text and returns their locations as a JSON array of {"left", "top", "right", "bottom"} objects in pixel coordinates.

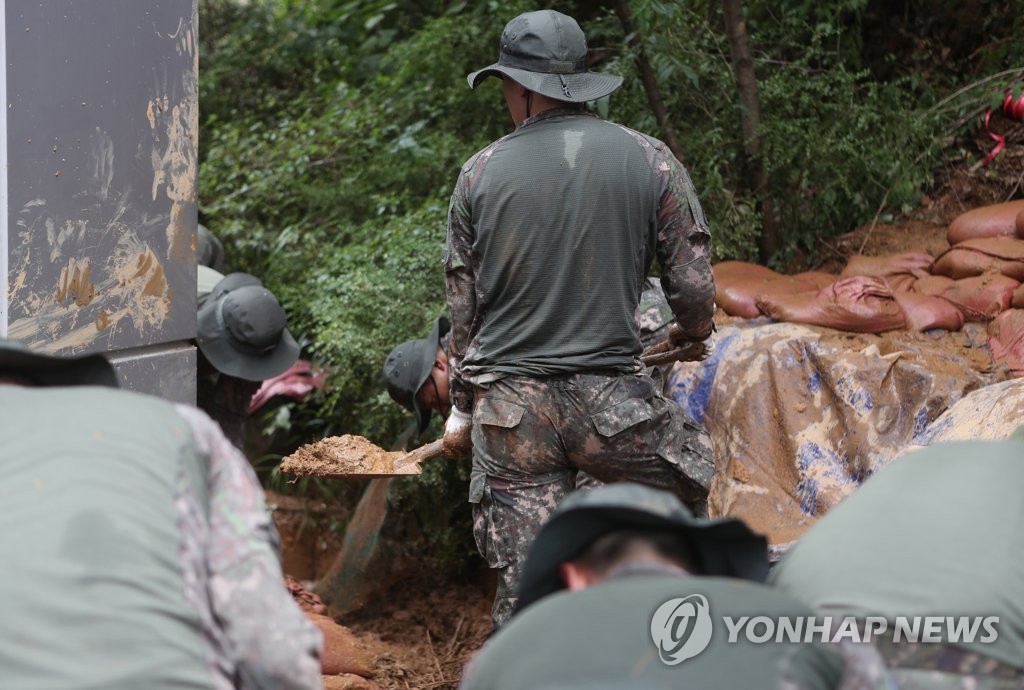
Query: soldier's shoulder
[
  {"left": 609, "top": 122, "right": 670, "bottom": 154},
  {"left": 461, "top": 132, "right": 516, "bottom": 176}
]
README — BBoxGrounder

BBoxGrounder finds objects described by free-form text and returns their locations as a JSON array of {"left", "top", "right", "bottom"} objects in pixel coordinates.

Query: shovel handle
[{"left": 392, "top": 438, "right": 446, "bottom": 471}]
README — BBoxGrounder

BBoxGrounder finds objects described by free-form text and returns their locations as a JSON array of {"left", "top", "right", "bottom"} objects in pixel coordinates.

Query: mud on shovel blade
[{"left": 280, "top": 435, "right": 446, "bottom": 479}]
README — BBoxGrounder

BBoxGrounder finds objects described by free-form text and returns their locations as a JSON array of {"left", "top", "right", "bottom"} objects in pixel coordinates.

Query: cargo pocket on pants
[
  {"left": 590, "top": 397, "right": 653, "bottom": 437},
  {"left": 469, "top": 472, "right": 511, "bottom": 570},
  {"left": 476, "top": 397, "right": 526, "bottom": 429},
  {"left": 657, "top": 415, "right": 715, "bottom": 500}
]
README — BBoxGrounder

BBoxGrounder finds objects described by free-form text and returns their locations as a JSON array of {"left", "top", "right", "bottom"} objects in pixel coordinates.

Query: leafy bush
[{"left": 603, "top": 1, "right": 945, "bottom": 266}]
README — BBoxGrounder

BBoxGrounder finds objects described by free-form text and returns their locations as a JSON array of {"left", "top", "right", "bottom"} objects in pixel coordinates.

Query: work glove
[
  {"left": 442, "top": 407, "right": 473, "bottom": 459},
  {"left": 663, "top": 323, "right": 714, "bottom": 363}
]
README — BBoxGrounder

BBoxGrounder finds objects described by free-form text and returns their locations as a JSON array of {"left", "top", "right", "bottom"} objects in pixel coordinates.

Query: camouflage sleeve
[
  {"left": 652, "top": 148, "right": 716, "bottom": 341},
  {"left": 444, "top": 164, "right": 478, "bottom": 414},
  {"left": 833, "top": 639, "right": 898, "bottom": 690},
  {"left": 176, "top": 404, "right": 323, "bottom": 690}
]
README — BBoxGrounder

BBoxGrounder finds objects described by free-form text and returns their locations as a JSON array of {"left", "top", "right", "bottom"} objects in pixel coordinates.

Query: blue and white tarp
[{"left": 666, "top": 319, "right": 1015, "bottom": 544}]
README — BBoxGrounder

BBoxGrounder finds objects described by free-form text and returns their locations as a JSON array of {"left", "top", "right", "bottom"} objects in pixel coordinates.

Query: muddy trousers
[{"left": 468, "top": 370, "right": 714, "bottom": 628}]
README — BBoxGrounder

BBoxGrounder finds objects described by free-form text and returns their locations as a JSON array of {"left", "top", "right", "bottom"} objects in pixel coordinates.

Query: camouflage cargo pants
[{"left": 469, "top": 370, "right": 714, "bottom": 628}]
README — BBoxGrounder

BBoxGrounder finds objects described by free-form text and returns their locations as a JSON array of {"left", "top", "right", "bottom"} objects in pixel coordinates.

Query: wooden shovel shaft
[{"left": 392, "top": 438, "right": 445, "bottom": 471}]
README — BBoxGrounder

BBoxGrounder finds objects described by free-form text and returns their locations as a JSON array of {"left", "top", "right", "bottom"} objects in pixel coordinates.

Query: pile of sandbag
[{"left": 714, "top": 200, "right": 1024, "bottom": 375}]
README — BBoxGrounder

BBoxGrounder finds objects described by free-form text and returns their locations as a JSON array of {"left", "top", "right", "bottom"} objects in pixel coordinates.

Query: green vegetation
[{"left": 199, "top": 0, "right": 1024, "bottom": 454}]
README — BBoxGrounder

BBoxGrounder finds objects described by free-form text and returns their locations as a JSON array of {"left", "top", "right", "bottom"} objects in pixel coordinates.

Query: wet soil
[
  {"left": 343, "top": 581, "right": 493, "bottom": 690},
  {"left": 282, "top": 435, "right": 407, "bottom": 477}
]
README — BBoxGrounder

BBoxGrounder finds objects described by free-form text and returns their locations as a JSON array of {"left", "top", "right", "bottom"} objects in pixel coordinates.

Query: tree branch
[{"left": 613, "top": 0, "right": 686, "bottom": 164}]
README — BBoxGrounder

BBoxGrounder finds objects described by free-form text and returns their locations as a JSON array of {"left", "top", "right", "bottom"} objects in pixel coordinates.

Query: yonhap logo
[{"left": 650, "top": 595, "right": 714, "bottom": 665}]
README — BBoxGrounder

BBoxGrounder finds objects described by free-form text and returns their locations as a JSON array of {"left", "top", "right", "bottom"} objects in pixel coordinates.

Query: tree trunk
[
  {"left": 613, "top": 0, "right": 686, "bottom": 164},
  {"left": 721, "top": 0, "right": 778, "bottom": 262}
]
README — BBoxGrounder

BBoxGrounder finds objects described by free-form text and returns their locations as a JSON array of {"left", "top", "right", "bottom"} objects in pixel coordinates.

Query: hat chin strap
[
  {"left": 526, "top": 91, "right": 532, "bottom": 119},
  {"left": 558, "top": 74, "right": 572, "bottom": 99}
]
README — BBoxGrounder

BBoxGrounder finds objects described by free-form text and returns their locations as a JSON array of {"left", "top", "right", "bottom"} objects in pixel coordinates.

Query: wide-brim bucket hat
[
  {"left": 0, "top": 339, "right": 119, "bottom": 388},
  {"left": 515, "top": 483, "right": 769, "bottom": 615},
  {"left": 196, "top": 274, "right": 300, "bottom": 382},
  {"left": 383, "top": 316, "right": 450, "bottom": 434},
  {"left": 467, "top": 10, "right": 623, "bottom": 103}
]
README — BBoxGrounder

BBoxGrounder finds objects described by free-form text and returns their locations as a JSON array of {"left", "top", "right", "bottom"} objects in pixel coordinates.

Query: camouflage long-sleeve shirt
[
  {"left": 176, "top": 404, "right": 323, "bottom": 690},
  {"left": 444, "top": 109, "right": 714, "bottom": 412}
]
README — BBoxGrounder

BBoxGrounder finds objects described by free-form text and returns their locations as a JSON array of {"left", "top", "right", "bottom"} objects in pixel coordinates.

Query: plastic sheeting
[
  {"left": 892, "top": 377, "right": 1024, "bottom": 460},
  {"left": 666, "top": 319, "right": 1010, "bottom": 545}
]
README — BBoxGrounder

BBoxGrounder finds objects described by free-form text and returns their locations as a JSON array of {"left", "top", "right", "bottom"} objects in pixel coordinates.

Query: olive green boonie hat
[
  {"left": 0, "top": 339, "right": 119, "bottom": 388},
  {"left": 383, "top": 316, "right": 450, "bottom": 434},
  {"left": 467, "top": 9, "right": 623, "bottom": 103},
  {"left": 196, "top": 273, "right": 300, "bottom": 382},
  {"left": 515, "top": 483, "right": 769, "bottom": 615}
]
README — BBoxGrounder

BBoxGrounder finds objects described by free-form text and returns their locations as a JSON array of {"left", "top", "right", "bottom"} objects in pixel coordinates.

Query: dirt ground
[
  {"left": 343, "top": 582, "right": 493, "bottom": 690},
  {"left": 272, "top": 494, "right": 492, "bottom": 689},
  {"left": 273, "top": 116, "right": 1024, "bottom": 690}
]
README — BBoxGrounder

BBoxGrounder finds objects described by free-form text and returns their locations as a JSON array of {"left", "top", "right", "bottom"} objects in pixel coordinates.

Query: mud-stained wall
[{"left": 2, "top": 1, "right": 197, "bottom": 401}]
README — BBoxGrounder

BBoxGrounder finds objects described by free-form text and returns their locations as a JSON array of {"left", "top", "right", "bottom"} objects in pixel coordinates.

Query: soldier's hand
[
  {"left": 442, "top": 408, "right": 473, "bottom": 459},
  {"left": 666, "top": 323, "right": 714, "bottom": 362}
]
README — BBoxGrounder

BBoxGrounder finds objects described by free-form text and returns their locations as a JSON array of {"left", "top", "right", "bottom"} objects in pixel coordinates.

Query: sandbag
[
  {"left": 989, "top": 309, "right": 1024, "bottom": 377},
  {"left": 911, "top": 274, "right": 955, "bottom": 295},
  {"left": 883, "top": 273, "right": 918, "bottom": 292},
  {"left": 305, "top": 613, "right": 376, "bottom": 678},
  {"left": 938, "top": 274, "right": 1020, "bottom": 321},
  {"left": 931, "top": 237, "right": 1024, "bottom": 280},
  {"left": 946, "top": 199, "right": 1024, "bottom": 245},
  {"left": 892, "top": 291, "right": 964, "bottom": 331},
  {"left": 1013, "top": 283, "right": 1024, "bottom": 309},
  {"left": 841, "top": 252, "right": 933, "bottom": 280},
  {"left": 755, "top": 276, "right": 905, "bottom": 333},
  {"left": 713, "top": 261, "right": 834, "bottom": 318},
  {"left": 286, "top": 575, "right": 328, "bottom": 615}
]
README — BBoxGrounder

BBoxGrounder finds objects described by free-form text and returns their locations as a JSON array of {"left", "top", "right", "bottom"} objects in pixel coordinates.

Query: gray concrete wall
[{"left": 1, "top": 1, "right": 198, "bottom": 403}]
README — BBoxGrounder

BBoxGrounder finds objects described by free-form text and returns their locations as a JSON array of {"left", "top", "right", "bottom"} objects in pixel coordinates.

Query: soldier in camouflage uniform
[
  {"left": 383, "top": 282, "right": 676, "bottom": 436},
  {"left": 772, "top": 439, "right": 1024, "bottom": 689},
  {"left": 195, "top": 269, "right": 301, "bottom": 451},
  {"left": 441, "top": 10, "right": 717, "bottom": 627},
  {"left": 0, "top": 340, "right": 322, "bottom": 690}
]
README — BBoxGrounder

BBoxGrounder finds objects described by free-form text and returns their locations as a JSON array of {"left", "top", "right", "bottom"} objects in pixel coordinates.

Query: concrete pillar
[{"left": 0, "top": 0, "right": 198, "bottom": 402}]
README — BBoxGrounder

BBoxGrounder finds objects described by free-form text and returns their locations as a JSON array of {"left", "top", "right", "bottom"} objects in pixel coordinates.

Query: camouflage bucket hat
[
  {"left": 383, "top": 316, "right": 450, "bottom": 434},
  {"left": 514, "top": 483, "right": 769, "bottom": 615},
  {"left": 196, "top": 273, "right": 300, "bottom": 382},
  {"left": 467, "top": 10, "right": 623, "bottom": 103},
  {"left": 0, "top": 339, "right": 119, "bottom": 388}
]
